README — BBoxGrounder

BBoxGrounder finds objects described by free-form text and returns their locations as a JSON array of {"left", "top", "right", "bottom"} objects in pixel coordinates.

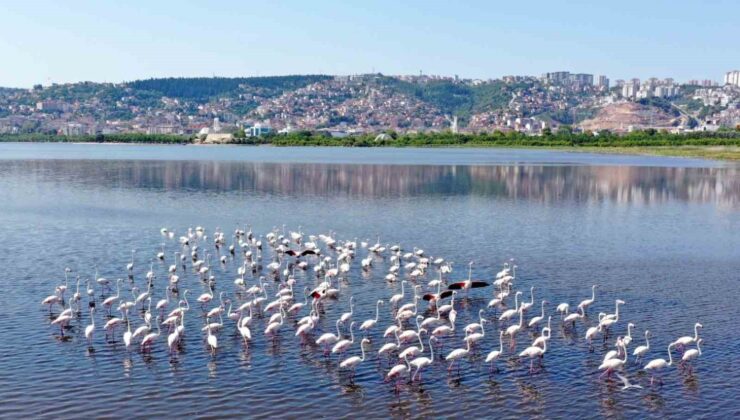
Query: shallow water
[{"left": 0, "top": 144, "right": 738, "bottom": 418}]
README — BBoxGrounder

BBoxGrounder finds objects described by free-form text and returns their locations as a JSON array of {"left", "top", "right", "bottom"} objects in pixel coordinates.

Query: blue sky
[{"left": 0, "top": 0, "right": 737, "bottom": 87}]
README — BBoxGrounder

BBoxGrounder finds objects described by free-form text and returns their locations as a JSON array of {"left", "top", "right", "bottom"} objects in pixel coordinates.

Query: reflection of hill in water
[{"left": 6, "top": 160, "right": 739, "bottom": 207}]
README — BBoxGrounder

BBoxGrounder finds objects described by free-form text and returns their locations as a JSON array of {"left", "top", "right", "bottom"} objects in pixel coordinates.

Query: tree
[
  {"left": 541, "top": 127, "right": 552, "bottom": 136},
  {"left": 557, "top": 125, "right": 573, "bottom": 135}
]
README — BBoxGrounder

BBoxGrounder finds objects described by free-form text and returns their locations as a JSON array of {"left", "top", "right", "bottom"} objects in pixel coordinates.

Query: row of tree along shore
[{"left": 1, "top": 129, "right": 740, "bottom": 148}]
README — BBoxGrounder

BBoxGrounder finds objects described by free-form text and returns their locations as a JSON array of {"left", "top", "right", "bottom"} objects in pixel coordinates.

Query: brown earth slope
[{"left": 580, "top": 102, "right": 679, "bottom": 132}]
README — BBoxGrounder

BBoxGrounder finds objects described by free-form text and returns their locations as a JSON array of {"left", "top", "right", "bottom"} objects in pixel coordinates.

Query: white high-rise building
[
  {"left": 725, "top": 70, "right": 740, "bottom": 87},
  {"left": 622, "top": 79, "right": 639, "bottom": 99},
  {"left": 595, "top": 75, "right": 610, "bottom": 89}
]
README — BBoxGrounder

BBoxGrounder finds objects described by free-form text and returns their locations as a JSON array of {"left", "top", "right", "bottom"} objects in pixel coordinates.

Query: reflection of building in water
[{"left": 6, "top": 160, "right": 740, "bottom": 208}]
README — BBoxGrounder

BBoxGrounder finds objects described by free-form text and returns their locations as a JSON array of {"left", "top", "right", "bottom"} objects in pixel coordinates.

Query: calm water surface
[{"left": 0, "top": 144, "right": 738, "bottom": 419}]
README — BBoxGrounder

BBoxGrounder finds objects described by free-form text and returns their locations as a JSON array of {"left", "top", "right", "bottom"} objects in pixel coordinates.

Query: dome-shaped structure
[{"left": 374, "top": 133, "right": 392, "bottom": 142}]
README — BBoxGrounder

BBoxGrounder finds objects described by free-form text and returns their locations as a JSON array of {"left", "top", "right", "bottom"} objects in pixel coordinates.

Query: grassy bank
[
  {"left": 565, "top": 146, "right": 740, "bottom": 161},
  {"left": 0, "top": 133, "right": 191, "bottom": 144},
  {"left": 2, "top": 131, "right": 740, "bottom": 160}
]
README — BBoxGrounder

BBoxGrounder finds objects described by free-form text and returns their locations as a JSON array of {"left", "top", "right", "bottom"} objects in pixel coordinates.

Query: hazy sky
[{"left": 0, "top": 0, "right": 737, "bottom": 87}]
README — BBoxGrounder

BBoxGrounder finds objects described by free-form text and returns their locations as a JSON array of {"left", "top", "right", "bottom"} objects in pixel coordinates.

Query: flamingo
[
  {"left": 499, "top": 291, "right": 523, "bottom": 322},
  {"left": 632, "top": 330, "right": 650, "bottom": 363},
  {"left": 398, "top": 315, "right": 424, "bottom": 343},
  {"left": 446, "top": 339, "right": 472, "bottom": 372},
  {"left": 287, "top": 287, "right": 310, "bottom": 315},
  {"left": 339, "top": 338, "right": 370, "bottom": 380},
  {"left": 599, "top": 300, "right": 624, "bottom": 337},
  {"left": 167, "top": 321, "right": 181, "bottom": 354},
  {"left": 563, "top": 305, "right": 585, "bottom": 327},
  {"left": 623, "top": 322, "right": 635, "bottom": 347},
  {"left": 51, "top": 311, "right": 72, "bottom": 336},
  {"left": 519, "top": 329, "right": 548, "bottom": 373},
  {"left": 206, "top": 324, "right": 218, "bottom": 355},
  {"left": 123, "top": 318, "right": 133, "bottom": 349},
  {"left": 264, "top": 307, "right": 285, "bottom": 337},
  {"left": 447, "top": 261, "right": 489, "bottom": 294},
  {"left": 132, "top": 319, "right": 150, "bottom": 340},
  {"left": 577, "top": 285, "right": 597, "bottom": 314},
  {"left": 102, "top": 279, "right": 122, "bottom": 315},
  {"left": 378, "top": 329, "right": 402, "bottom": 360},
  {"left": 432, "top": 308, "right": 456, "bottom": 338},
  {"left": 238, "top": 322, "right": 252, "bottom": 346},
  {"left": 340, "top": 296, "right": 354, "bottom": 324},
  {"left": 409, "top": 337, "right": 436, "bottom": 382},
  {"left": 644, "top": 343, "right": 674, "bottom": 385},
  {"left": 315, "top": 320, "right": 344, "bottom": 353},
  {"left": 42, "top": 292, "right": 61, "bottom": 313},
  {"left": 386, "top": 356, "right": 411, "bottom": 391},
  {"left": 84, "top": 307, "right": 95, "bottom": 346},
  {"left": 485, "top": 331, "right": 505, "bottom": 372},
  {"left": 437, "top": 291, "right": 457, "bottom": 316},
  {"left": 359, "top": 300, "right": 384, "bottom": 335},
  {"left": 420, "top": 303, "right": 443, "bottom": 329},
  {"left": 505, "top": 308, "right": 525, "bottom": 349},
  {"left": 197, "top": 282, "right": 214, "bottom": 309},
  {"left": 599, "top": 341, "right": 627, "bottom": 378},
  {"left": 585, "top": 324, "right": 601, "bottom": 351},
  {"left": 464, "top": 319, "right": 487, "bottom": 347},
  {"left": 603, "top": 337, "right": 624, "bottom": 364},
  {"left": 556, "top": 302, "right": 570, "bottom": 318},
  {"left": 603, "top": 299, "right": 625, "bottom": 322},
  {"left": 103, "top": 313, "right": 123, "bottom": 342},
  {"left": 399, "top": 328, "right": 426, "bottom": 360},
  {"left": 126, "top": 249, "right": 135, "bottom": 272},
  {"left": 332, "top": 321, "right": 356, "bottom": 357},
  {"left": 519, "top": 286, "right": 535, "bottom": 313},
  {"left": 464, "top": 309, "right": 487, "bottom": 334},
  {"left": 295, "top": 317, "right": 315, "bottom": 338},
  {"left": 156, "top": 287, "right": 170, "bottom": 315},
  {"left": 528, "top": 300, "right": 548, "bottom": 328},
  {"left": 673, "top": 323, "right": 702, "bottom": 352},
  {"left": 389, "top": 280, "right": 407, "bottom": 308},
  {"left": 532, "top": 318, "right": 552, "bottom": 348},
  {"left": 681, "top": 339, "right": 703, "bottom": 373}
]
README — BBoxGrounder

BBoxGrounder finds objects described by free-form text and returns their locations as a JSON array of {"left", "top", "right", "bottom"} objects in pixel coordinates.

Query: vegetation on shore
[
  {"left": 1, "top": 129, "right": 740, "bottom": 160},
  {"left": 0, "top": 133, "right": 191, "bottom": 144}
]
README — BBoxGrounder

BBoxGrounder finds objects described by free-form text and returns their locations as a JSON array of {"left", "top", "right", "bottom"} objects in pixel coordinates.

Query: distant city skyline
[{"left": 0, "top": 0, "right": 737, "bottom": 88}]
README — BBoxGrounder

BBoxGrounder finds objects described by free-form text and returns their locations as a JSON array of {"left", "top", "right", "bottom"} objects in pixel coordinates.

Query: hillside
[
  {"left": 0, "top": 74, "right": 737, "bottom": 136},
  {"left": 580, "top": 102, "right": 680, "bottom": 132}
]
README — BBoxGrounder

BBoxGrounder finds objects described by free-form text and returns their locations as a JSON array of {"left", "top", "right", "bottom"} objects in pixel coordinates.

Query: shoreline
[{"left": 3, "top": 141, "right": 739, "bottom": 161}]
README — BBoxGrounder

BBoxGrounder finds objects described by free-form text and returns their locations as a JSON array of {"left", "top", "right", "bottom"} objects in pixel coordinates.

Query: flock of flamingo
[{"left": 42, "top": 226, "right": 704, "bottom": 390}]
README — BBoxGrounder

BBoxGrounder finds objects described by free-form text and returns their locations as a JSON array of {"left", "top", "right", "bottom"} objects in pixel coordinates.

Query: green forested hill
[{"left": 126, "top": 75, "right": 332, "bottom": 100}]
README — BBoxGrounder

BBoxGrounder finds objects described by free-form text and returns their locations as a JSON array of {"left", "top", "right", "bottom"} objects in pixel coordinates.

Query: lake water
[{"left": 0, "top": 143, "right": 738, "bottom": 418}]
